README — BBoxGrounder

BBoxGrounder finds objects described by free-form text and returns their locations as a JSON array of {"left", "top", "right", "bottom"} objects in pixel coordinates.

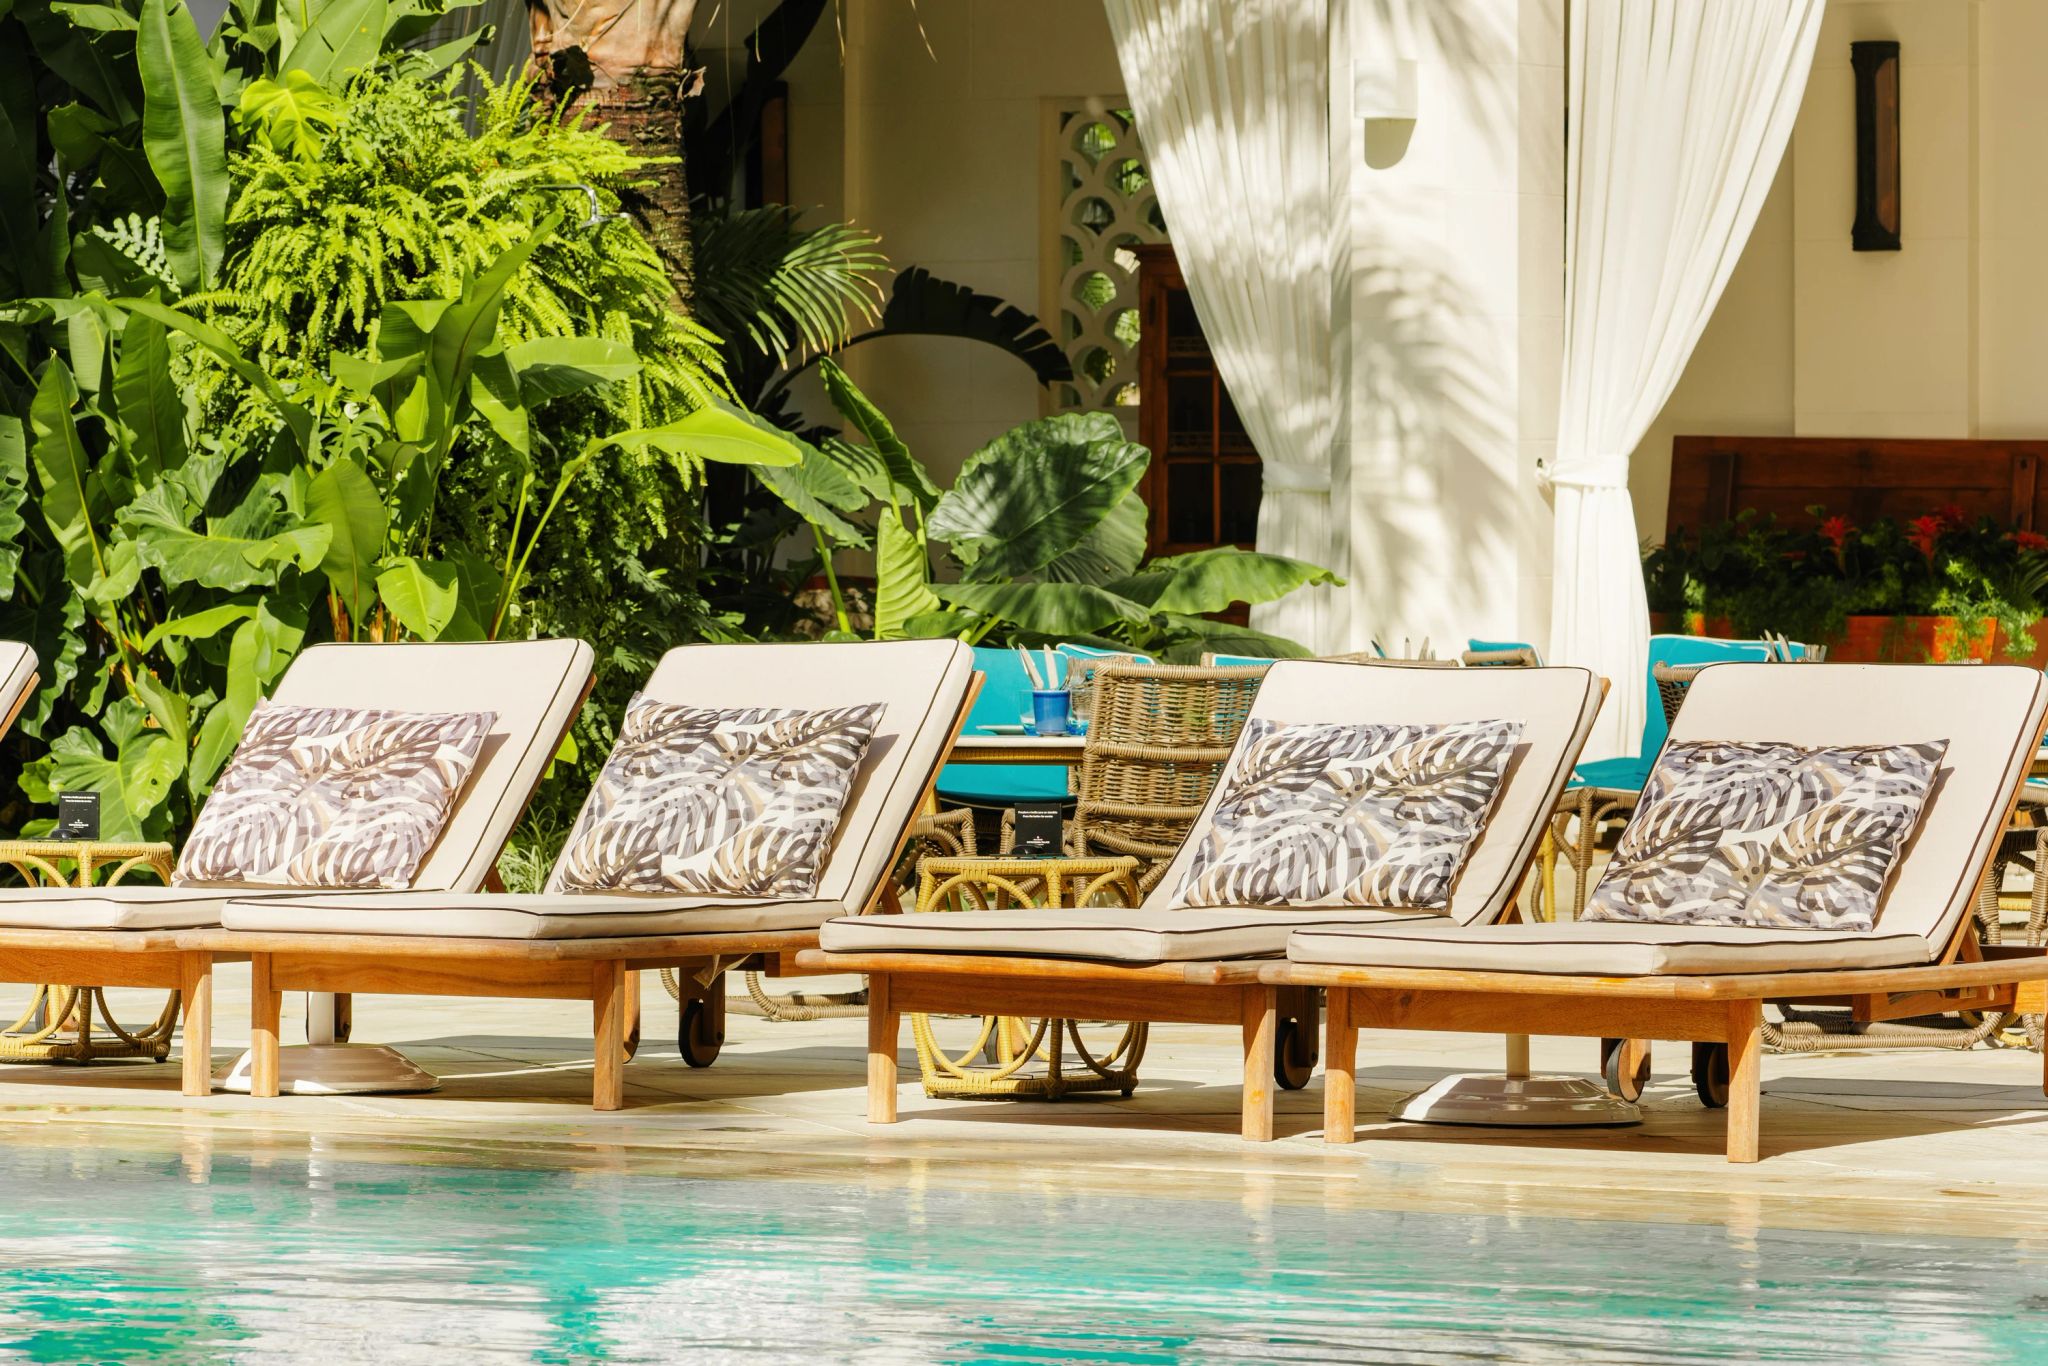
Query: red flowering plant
[{"left": 1644, "top": 504, "right": 2048, "bottom": 658}]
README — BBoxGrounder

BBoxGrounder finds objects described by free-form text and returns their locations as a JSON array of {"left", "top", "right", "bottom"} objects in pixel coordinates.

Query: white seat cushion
[
  {"left": 0, "top": 886, "right": 314, "bottom": 931},
  {"left": 821, "top": 906, "right": 1429, "bottom": 963},
  {"left": 1285, "top": 918, "right": 1933, "bottom": 976},
  {"left": 221, "top": 891, "right": 844, "bottom": 941}
]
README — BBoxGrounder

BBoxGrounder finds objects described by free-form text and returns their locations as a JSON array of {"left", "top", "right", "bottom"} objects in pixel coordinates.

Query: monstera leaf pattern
[
  {"left": 1583, "top": 739, "right": 1947, "bottom": 932},
  {"left": 553, "top": 698, "right": 884, "bottom": 897},
  {"left": 1170, "top": 718, "right": 1523, "bottom": 910},
  {"left": 173, "top": 704, "right": 495, "bottom": 889}
]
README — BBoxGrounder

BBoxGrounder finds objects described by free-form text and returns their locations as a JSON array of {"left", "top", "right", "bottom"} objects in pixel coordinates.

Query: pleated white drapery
[
  {"left": 1550, "top": 0, "right": 1823, "bottom": 758},
  {"left": 1105, "top": 0, "right": 1346, "bottom": 654}
]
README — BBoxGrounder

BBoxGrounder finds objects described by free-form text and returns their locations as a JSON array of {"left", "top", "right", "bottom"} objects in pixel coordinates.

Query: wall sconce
[
  {"left": 1354, "top": 59, "right": 1418, "bottom": 169},
  {"left": 1851, "top": 40, "right": 1901, "bottom": 250}
]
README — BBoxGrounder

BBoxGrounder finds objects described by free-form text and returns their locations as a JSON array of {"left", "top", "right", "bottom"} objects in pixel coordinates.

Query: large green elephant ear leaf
[
  {"left": 1153, "top": 617, "right": 1315, "bottom": 665},
  {"left": 1119, "top": 548, "right": 1343, "bottom": 616},
  {"left": 927, "top": 412, "right": 1150, "bottom": 583},
  {"left": 931, "top": 580, "right": 1150, "bottom": 638},
  {"left": 43, "top": 700, "right": 183, "bottom": 841},
  {"left": 1042, "top": 490, "right": 1148, "bottom": 585},
  {"left": 122, "top": 476, "right": 330, "bottom": 591}
]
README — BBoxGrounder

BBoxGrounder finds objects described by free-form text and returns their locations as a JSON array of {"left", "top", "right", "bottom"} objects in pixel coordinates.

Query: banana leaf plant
[
  {"left": 1, "top": 225, "right": 797, "bottom": 841},
  {"left": 749, "top": 361, "right": 1341, "bottom": 661}
]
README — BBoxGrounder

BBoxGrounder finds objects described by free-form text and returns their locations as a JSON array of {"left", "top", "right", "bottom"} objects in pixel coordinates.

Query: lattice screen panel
[{"left": 1054, "top": 107, "right": 1168, "bottom": 414}]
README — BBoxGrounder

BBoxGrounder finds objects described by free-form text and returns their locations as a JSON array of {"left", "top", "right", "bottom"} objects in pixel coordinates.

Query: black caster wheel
[
  {"left": 1691, "top": 1041, "right": 1730, "bottom": 1109},
  {"left": 1274, "top": 1016, "right": 1316, "bottom": 1091},
  {"left": 1601, "top": 1037, "right": 1650, "bottom": 1102},
  {"left": 679, "top": 995, "right": 726, "bottom": 1068}
]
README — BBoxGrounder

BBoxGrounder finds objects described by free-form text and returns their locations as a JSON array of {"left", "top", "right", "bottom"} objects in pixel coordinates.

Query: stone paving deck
[{"left": 2, "top": 967, "right": 2045, "bottom": 1243}]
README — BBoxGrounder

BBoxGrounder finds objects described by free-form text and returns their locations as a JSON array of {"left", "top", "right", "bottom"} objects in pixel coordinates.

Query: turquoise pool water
[{"left": 0, "top": 1139, "right": 2041, "bottom": 1363}]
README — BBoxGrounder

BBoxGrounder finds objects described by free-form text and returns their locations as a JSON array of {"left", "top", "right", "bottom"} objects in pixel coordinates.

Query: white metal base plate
[
  {"left": 215, "top": 1043, "right": 443, "bottom": 1096},
  {"left": 1388, "top": 1073, "right": 1641, "bottom": 1128}
]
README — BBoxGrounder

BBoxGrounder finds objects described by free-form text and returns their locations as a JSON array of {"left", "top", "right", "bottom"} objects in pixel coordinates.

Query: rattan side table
[
  {"left": 910, "top": 854, "right": 1146, "bottom": 1100},
  {"left": 0, "top": 840, "right": 180, "bottom": 1063}
]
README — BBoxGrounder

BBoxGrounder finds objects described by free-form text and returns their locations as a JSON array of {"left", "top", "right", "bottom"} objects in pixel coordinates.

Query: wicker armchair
[{"left": 1003, "top": 662, "right": 1267, "bottom": 892}]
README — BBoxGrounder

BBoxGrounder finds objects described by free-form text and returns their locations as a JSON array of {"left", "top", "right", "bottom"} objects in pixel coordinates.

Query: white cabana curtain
[
  {"left": 1551, "top": 0, "right": 1824, "bottom": 758},
  {"left": 1105, "top": 0, "right": 1346, "bottom": 653}
]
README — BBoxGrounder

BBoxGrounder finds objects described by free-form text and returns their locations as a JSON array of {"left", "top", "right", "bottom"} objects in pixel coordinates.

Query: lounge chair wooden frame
[
  {"left": 804, "top": 667, "right": 1606, "bottom": 1141},
  {"left": 0, "top": 646, "right": 594, "bottom": 1100},
  {"left": 0, "top": 662, "right": 223, "bottom": 1096},
  {"left": 796, "top": 947, "right": 1308, "bottom": 1139},
  {"left": 1278, "top": 673, "right": 2048, "bottom": 1163},
  {"left": 1273, "top": 936, "right": 2048, "bottom": 1164},
  {"left": 187, "top": 674, "right": 983, "bottom": 1110}
]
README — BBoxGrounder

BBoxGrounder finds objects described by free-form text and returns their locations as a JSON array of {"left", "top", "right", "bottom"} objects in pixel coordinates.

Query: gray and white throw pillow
[
  {"left": 174, "top": 703, "right": 495, "bottom": 889},
  {"left": 1170, "top": 718, "right": 1524, "bottom": 910},
  {"left": 1583, "top": 739, "right": 1947, "bottom": 932},
  {"left": 554, "top": 698, "right": 884, "bottom": 898}
]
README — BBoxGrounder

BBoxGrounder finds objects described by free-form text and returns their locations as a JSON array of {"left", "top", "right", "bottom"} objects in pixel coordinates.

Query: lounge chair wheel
[
  {"left": 678, "top": 996, "right": 725, "bottom": 1068},
  {"left": 1274, "top": 1016, "right": 1316, "bottom": 1091},
  {"left": 1600, "top": 1037, "right": 1650, "bottom": 1102},
  {"left": 1691, "top": 1041, "right": 1730, "bottom": 1109}
]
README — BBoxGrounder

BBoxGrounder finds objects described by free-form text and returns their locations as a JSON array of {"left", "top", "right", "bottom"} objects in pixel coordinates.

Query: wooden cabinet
[{"left": 1134, "top": 245, "right": 1262, "bottom": 557}]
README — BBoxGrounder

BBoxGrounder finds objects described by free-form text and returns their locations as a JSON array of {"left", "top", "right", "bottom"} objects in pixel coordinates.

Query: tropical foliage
[
  {"left": 1644, "top": 506, "right": 2048, "bottom": 657},
  {"left": 756, "top": 360, "right": 1341, "bottom": 662},
  {"left": 0, "top": 0, "right": 794, "bottom": 840}
]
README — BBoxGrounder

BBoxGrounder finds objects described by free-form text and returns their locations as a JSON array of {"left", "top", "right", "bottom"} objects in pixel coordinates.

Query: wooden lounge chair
[
  {"left": 0, "top": 638, "right": 595, "bottom": 1097},
  {"left": 797, "top": 660, "right": 1604, "bottom": 1140},
  {"left": 205, "top": 638, "right": 979, "bottom": 1109},
  {"left": 1274, "top": 662, "right": 2048, "bottom": 1163}
]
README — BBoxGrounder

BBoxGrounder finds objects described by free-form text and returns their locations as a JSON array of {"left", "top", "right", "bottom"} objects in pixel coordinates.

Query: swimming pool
[{"left": 0, "top": 1134, "right": 2039, "bottom": 1363}]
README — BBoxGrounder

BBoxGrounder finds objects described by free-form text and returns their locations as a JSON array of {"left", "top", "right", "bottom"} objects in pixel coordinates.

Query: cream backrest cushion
[
  {"left": 1146, "top": 661, "right": 1603, "bottom": 925},
  {"left": 1665, "top": 662, "right": 2048, "bottom": 954},
  {"left": 269, "top": 639, "right": 594, "bottom": 892},
  {"left": 547, "top": 640, "right": 974, "bottom": 911}
]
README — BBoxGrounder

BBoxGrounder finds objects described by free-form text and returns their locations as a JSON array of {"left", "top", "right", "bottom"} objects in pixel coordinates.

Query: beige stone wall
[
  {"left": 1336, "top": 0, "right": 1565, "bottom": 652},
  {"left": 1631, "top": 0, "right": 2048, "bottom": 541}
]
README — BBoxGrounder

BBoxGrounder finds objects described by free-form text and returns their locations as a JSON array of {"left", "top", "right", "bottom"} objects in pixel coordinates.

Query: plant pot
[
  {"left": 1648, "top": 612, "right": 1736, "bottom": 638},
  {"left": 1647, "top": 612, "right": 2008, "bottom": 663},
  {"left": 1825, "top": 615, "right": 2000, "bottom": 663}
]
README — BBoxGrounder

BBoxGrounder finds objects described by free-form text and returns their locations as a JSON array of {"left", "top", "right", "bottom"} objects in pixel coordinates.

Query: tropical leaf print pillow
[
  {"left": 553, "top": 699, "right": 885, "bottom": 898},
  {"left": 1170, "top": 718, "right": 1524, "bottom": 910},
  {"left": 1583, "top": 739, "right": 1947, "bottom": 932},
  {"left": 174, "top": 704, "right": 496, "bottom": 889}
]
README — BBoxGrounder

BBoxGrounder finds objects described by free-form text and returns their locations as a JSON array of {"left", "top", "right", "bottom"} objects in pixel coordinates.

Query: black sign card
[
  {"left": 1011, "top": 804, "right": 1064, "bottom": 859},
  {"left": 55, "top": 792, "right": 100, "bottom": 842}
]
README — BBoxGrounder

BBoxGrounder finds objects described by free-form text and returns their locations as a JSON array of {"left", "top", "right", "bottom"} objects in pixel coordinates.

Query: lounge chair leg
[
  {"left": 867, "top": 975, "right": 899, "bottom": 1124},
  {"left": 1725, "top": 1001, "right": 1763, "bottom": 1163},
  {"left": 179, "top": 953, "right": 212, "bottom": 1098},
  {"left": 250, "top": 955, "right": 281, "bottom": 1099},
  {"left": 1241, "top": 986, "right": 1277, "bottom": 1142},
  {"left": 592, "top": 962, "right": 627, "bottom": 1112},
  {"left": 1324, "top": 987, "right": 1357, "bottom": 1143}
]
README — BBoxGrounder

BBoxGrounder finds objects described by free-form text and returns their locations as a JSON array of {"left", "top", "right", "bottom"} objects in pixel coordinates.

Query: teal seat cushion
[
  {"left": 1569, "top": 755, "right": 1656, "bottom": 793},
  {"left": 936, "top": 646, "right": 1072, "bottom": 807}
]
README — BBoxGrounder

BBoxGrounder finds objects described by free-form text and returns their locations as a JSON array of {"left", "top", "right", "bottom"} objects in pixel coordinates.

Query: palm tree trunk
[{"left": 528, "top": 0, "right": 699, "bottom": 297}]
